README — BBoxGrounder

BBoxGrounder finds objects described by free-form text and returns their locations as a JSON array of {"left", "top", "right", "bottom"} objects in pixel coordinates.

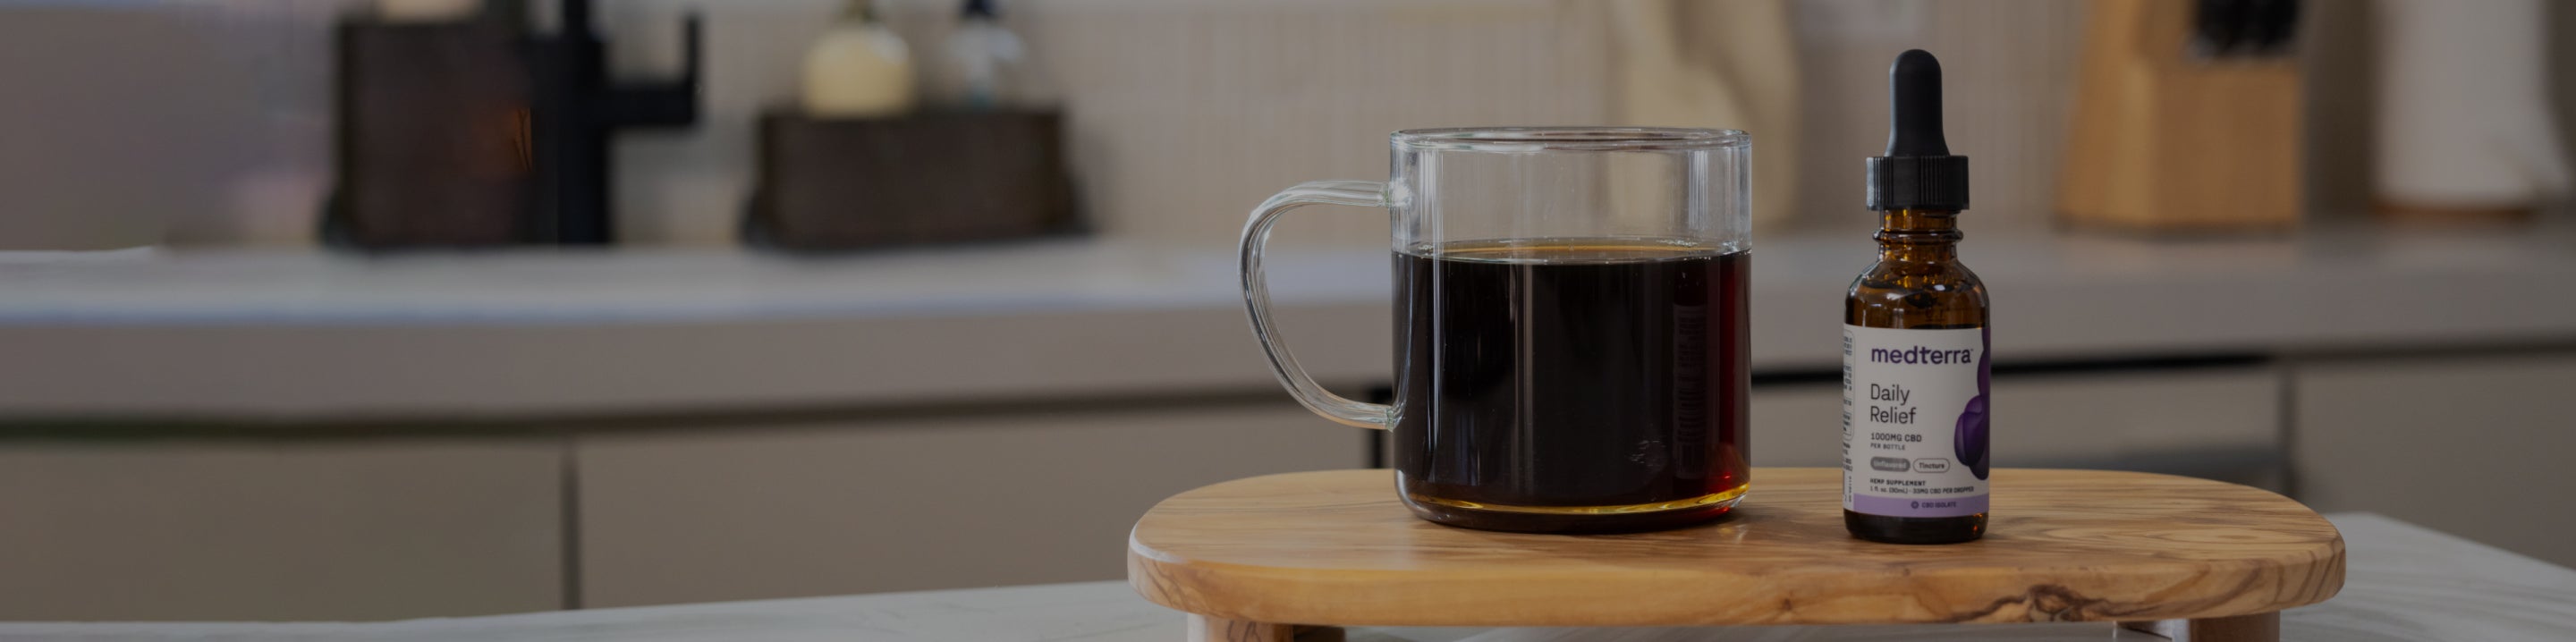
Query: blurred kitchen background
[{"left": 0, "top": 0, "right": 2571, "bottom": 623}]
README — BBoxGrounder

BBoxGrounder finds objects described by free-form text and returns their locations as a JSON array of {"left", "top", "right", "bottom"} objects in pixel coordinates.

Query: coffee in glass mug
[{"left": 1240, "top": 128, "right": 1751, "bottom": 533}]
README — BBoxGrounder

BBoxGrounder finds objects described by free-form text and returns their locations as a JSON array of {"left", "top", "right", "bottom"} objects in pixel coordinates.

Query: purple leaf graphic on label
[
  {"left": 1955, "top": 393, "right": 1988, "bottom": 479},
  {"left": 1955, "top": 326, "right": 1992, "bottom": 480}
]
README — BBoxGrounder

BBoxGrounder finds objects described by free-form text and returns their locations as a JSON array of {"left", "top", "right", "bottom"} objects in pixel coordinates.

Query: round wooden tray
[{"left": 1128, "top": 468, "right": 2343, "bottom": 641}]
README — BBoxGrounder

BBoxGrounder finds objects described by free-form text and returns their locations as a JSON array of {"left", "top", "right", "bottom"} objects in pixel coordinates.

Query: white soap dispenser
[{"left": 931, "top": 0, "right": 1027, "bottom": 109}]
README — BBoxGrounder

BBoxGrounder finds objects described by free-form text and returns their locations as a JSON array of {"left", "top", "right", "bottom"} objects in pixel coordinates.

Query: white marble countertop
[
  {"left": 1, "top": 513, "right": 2563, "bottom": 641},
  {"left": 2, "top": 225, "right": 2574, "bottom": 418}
]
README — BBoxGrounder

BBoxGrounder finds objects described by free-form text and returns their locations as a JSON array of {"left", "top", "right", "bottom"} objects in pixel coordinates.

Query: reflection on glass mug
[{"left": 1240, "top": 128, "right": 1751, "bottom": 533}]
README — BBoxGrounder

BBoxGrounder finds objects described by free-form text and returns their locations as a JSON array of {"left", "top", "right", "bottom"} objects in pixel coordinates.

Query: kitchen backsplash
[
  {"left": 3, "top": 0, "right": 2132, "bottom": 248},
  {"left": 611, "top": 0, "right": 2091, "bottom": 247},
  {"left": 607, "top": 0, "right": 1614, "bottom": 248}
]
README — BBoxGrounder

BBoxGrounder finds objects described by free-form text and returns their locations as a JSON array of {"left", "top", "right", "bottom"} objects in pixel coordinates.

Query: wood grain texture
[{"left": 1129, "top": 469, "right": 2342, "bottom": 628}]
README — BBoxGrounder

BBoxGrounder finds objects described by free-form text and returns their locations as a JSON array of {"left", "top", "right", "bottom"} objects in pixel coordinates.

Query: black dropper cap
[
  {"left": 963, "top": 0, "right": 998, "bottom": 19},
  {"left": 1867, "top": 49, "right": 1970, "bottom": 211}
]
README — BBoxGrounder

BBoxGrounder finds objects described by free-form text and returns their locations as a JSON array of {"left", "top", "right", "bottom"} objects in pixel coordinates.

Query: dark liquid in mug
[{"left": 1394, "top": 238, "right": 1750, "bottom": 533}]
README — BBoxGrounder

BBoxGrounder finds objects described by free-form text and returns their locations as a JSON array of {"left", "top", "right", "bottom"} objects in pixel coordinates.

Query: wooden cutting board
[{"left": 1129, "top": 468, "right": 2342, "bottom": 641}]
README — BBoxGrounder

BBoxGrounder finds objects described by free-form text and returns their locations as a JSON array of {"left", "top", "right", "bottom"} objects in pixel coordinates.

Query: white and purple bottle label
[{"left": 1842, "top": 325, "right": 1990, "bottom": 518}]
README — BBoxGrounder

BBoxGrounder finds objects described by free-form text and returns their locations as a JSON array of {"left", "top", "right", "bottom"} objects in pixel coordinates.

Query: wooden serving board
[{"left": 1129, "top": 468, "right": 2343, "bottom": 641}]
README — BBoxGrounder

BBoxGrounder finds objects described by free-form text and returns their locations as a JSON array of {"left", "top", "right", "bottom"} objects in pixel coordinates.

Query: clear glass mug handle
[{"left": 1240, "top": 180, "right": 1394, "bottom": 429}]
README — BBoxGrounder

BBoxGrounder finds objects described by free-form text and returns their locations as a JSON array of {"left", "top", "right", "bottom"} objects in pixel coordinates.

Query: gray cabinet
[
  {"left": 576, "top": 402, "right": 1366, "bottom": 608},
  {"left": 0, "top": 438, "right": 563, "bottom": 621},
  {"left": 18, "top": 350, "right": 2571, "bottom": 619},
  {"left": 2293, "top": 352, "right": 2576, "bottom": 568}
]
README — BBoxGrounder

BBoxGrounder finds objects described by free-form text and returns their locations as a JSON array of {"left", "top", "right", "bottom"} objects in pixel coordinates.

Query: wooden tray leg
[
  {"left": 1186, "top": 615, "right": 1343, "bottom": 642},
  {"left": 2121, "top": 612, "right": 2280, "bottom": 641}
]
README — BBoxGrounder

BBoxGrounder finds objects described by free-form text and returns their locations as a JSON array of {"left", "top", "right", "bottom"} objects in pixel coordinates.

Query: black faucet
[{"left": 532, "top": 0, "right": 701, "bottom": 244}]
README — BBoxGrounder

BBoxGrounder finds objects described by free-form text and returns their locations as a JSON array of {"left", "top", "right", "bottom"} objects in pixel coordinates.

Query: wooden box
[{"left": 748, "top": 111, "right": 1080, "bottom": 250}]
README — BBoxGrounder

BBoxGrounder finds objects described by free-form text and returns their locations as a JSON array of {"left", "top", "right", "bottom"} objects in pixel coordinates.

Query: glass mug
[{"left": 1241, "top": 127, "right": 1752, "bottom": 533}]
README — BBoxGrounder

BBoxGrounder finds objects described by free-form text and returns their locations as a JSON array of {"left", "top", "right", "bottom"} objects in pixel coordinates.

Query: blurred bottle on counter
[
  {"left": 928, "top": 0, "right": 1030, "bottom": 110},
  {"left": 803, "top": 0, "right": 915, "bottom": 118}
]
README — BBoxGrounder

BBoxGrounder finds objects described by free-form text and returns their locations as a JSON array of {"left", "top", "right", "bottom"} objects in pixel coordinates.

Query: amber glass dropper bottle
[{"left": 1842, "top": 49, "right": 1989, "bottom": 545}]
